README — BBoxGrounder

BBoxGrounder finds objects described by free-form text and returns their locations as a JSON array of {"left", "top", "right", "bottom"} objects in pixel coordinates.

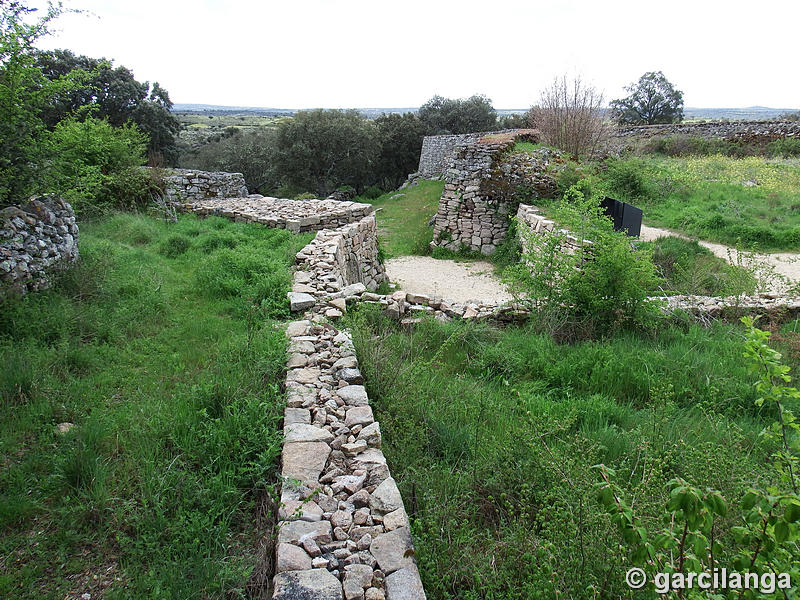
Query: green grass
[
  {"left": 596, "top": 155, "right": 800, "bottom": 250},
  {"left": 643, "top": 235, "right": 757, "bottom": 296},
  {"left": 363, "top": 179, "right": 444, "bottom": 257},
  {"left": 0, "top": 213, "right": 310, "bottom": 599},
  {"left": 346, "top": 307, "right": 784, "bottom": 599}
]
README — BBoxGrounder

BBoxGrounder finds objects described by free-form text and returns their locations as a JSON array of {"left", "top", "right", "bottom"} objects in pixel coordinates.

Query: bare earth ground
[
  {"left": 640, "top": 225, "right": 800, "bottom": 293},
  {"left": 384, "top": 257, "right": 512, "bottom": 303}
]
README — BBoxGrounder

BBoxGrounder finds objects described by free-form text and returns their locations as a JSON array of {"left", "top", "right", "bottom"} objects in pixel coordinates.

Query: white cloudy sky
[{"left": 34, "top": 0, "right": 799, "bottom": 109}]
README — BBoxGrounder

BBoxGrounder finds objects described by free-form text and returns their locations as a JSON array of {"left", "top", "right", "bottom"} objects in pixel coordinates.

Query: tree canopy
[
  {"left": 34, "top": 49, "right": 180, "bottom": 163},
  {"left": 610, "top": 71, "right": 684, "bottom": 125},
  {"left": 273, "top": 109, "right": 380, "bottom": 197},
  {"left": 418, "top": 94, "right": 497, "bottom": 135}
]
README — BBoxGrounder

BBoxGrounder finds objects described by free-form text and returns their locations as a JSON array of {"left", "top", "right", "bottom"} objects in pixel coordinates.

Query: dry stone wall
[
  {"left": 607, "top": 120, "right": 800, "bottom": 154},
  {"left": 276, "top": 319, "right": 425, "bottom": 600},
  {"left": 430, "top": 129, "right": 556, "bottom": 255},
  {"left": 0, "top": 197, "right": 79, "bottom": 298},
  {"left": 163, "top": 168, "right": 249, "bottom": 204},
  {"left": 417, "top": 132, "right": 482, "bottom": 178},
  {"left": 290, "top": 215, "right": 385, "bottom": 306},
  {"left": 186, "top": 196, "right": 376, "bottom": 233}
]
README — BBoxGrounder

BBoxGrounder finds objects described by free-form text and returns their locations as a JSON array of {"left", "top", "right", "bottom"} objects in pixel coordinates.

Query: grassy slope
[
  {"left": 601, "top": 156, "right": 800, "bottom": 250},
  {"left": 0, "top": 213, "right": 310, "bottom": 599},
  {"left": 347, "top": 309, "right": 785, "bottom": 599},
  {"left": 363, "top": 179, "right": 444, "bottom": 258}
]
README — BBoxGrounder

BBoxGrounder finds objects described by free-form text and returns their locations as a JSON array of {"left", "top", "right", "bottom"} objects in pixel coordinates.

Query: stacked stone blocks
[{"left": 0, "top": 197, "right": 79, "bottom": 298}]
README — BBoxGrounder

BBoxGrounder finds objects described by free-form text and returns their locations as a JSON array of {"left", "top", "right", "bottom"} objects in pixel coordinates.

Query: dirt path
[
  {"left": 384, "top": 256, "right": 512, "bottom": 303},
  {"left": 640, "top": 225, "right": 800, "bottom": 292}
]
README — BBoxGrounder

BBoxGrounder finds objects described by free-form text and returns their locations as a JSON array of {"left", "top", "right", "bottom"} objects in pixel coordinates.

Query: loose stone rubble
[
  {"left": 277, "top": 318, "right": 425, "bottom": 600},
  {"left": 186, "top": 196, "right": 376, "bottom": 233},
  {"left": 0, "top": 196, "right": 79, "bottom": 298}
]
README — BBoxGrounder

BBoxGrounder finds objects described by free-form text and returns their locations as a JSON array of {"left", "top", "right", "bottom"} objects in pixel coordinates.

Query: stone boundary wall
[
  {"left": 0, "top": 197, "right": 79, "bottom": 298},
  {"left": 186, "top": 196, "right": 376, "bottom": 233},
  {"left": 289, "top": 216, "right": 386, "bottom": 307},
  {"left": 274, "top": 319, "right": 425, "bottom": 600},
  {"left": 611, "top": 120, "right": 800, "bottom": 141},
  {"left": 515, "top": 203, "right": 587, "bottom": 254},
  {"left": 417, "top": 132, "right": 482, "bottom": 178},
  {"left": 163, "top": 168, "right": 249, "bottom": 204},
  {"left": 430, "top": 129, "right": 553, "bottom": 256}
]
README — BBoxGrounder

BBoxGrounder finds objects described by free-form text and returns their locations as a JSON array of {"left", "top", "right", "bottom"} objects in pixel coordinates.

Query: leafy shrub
[
  {"left": 769, "top": 137, "right": 800, "bottom": 157},
  {"left": 362, "top": 185, "right": 384, "bottom": 200},
  {"left": 159, "top": 234, "right": 191, "bottom": 258},
  {"left": 648, "top": 236, "right": 756, "bottom": 296},
  {"left": 47, "top": 117, "right": 157, "bottom": 214},
  {"left": 505, "top": 185, "right": 660, "bottom": 338},
  {"left": 603, "top": 159, "right": 650, "bottom": 201}
]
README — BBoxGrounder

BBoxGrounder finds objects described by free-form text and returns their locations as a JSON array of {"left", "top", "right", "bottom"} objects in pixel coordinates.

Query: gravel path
[
  {"left": 384, "top": 256, "right": 512, "bottom": 303},
  {"left": 640, "top": 225, "right": 800, "bottom": 292}
]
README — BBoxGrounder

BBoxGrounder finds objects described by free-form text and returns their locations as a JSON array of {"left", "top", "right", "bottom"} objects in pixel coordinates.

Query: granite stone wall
[
  {"left": 607, "top": 120, "right": 800, "bottom": 153},
  {"left": 0, "top": 197, "right": 79, "bottom": 298},
  {"left": 187, "top": 196, "right": 376, "bottom": 233},
  {"left": 163, "top": 168, "right": 249, "bottom": 204},
  {"left": 290, "top": 215, "right": 386, "bottom": 304},
  {"left": 429, "top": 129, "right": 555, "bottom": 255},
  {"left": 417, "top": 133, "right": 482, "bottom": 178}
]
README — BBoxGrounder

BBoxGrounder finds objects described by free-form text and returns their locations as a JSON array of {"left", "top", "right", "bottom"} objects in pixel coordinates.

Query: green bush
[
  {"left": 47, "top": 116, "right": 156, "bottom": 214},
  {"left": 159, "top": 234, "right": 191, "bottom": 258},
  {"left": 505, "top": 185, "right": 660, "bottom": 337},
  {"left": 603, "top": 158, "right": 650, "bottom": 201},
  {"left": 362, "top": 185, "right": 385, "bottom": 199},
  {"left": 769, "top": 137, "right": 800, "bottom": 157}
]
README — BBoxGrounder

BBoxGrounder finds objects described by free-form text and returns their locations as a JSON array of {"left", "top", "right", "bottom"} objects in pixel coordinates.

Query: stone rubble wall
[
  {"left": 162, "top": 168, "right": 249, "bottom": 204},
  {"left": 430, "top": 129, "right": 555, "bottom": 256},
  {"left": 274, "top": 319, "right": 425, "bottom": 600},
  {"left": 417, "top": 132, "right": 483, "bottom": 178},
  {"left": 186, "top": 196, "right": 376, "bottom": 233},
  {"left": 290, "top": 216, "right": 386, "bottom": 306},
  {"left": 516, "top": 203, "right": 586, "bottom": 255},
  {"left": 0, "top": 197, "right": 79, "bottom": 298},
  {"left": 606, "top": 120, "right": 800, "bottom": 154}
]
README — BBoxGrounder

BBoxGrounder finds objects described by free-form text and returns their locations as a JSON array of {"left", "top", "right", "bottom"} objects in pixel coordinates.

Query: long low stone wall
[
  {"left": 275, "top": 319, "right": 425, "bottom": 600},
  {"left": 186, "top": 196, "right": 376, "bottom": 234},
  {"left": 0, "top": 197, "right": 79, "bottom": 298},
  {"left": 612, "top": 120, "right": 800, "bottom": 141},
  {"left": 290, "top": 216, "right": 385, "bottom": 307},
  {"left": 163, "top": 168, "right": 249, "bottom": 204}
]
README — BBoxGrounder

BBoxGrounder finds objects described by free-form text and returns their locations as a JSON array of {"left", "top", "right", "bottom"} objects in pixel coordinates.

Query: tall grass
[
  {"left": 346, "top": 307, "right": 778, "bottom": 599},
  {"left": 0, "top": 213, "right": 309, "bottom": 598}
]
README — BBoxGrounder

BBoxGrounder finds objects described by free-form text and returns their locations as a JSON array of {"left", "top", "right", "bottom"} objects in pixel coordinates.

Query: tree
[
  {"left": 181, "top": 128, "right": 279, "bottom": 194},
  {"left": 528, "top": 75, "right": 608, "bottom": 158},
  {"left": 273, "top": 109, "right": 379, "bottom": 197},
  {"left": 373, "top": 112, "right": 425, "bottom": 189},
  {"left": 610, "top": 71, "right": 684, "bottom": 125},
  {"left": 34, "top": 49, "right": 180, "bottom": 163},
  {"left": 0, "top": 1, "right": 86, "bottom": 205},
  {"left": 418, "top": 94, "right": 497, "bottom": 135}
]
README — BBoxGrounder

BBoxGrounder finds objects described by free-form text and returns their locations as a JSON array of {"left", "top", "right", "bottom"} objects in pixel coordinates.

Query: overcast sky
[{"left": 33, "top": 0, "right": 799, "bottom": 110}]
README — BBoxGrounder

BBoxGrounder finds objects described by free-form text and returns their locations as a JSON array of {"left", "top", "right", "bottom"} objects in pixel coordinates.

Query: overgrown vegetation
[
  {"left": 594, "top": 155, "right": 800, "bottom": 250},
  {"left": 0, "top": 214, "right": 309, "bottom": 598},
  {"left": 346, "top": 308, "right": 793, "bottom": 599}
]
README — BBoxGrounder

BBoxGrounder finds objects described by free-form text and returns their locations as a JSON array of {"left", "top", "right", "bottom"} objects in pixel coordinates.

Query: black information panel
[{"left": 600, "top": 197, "right": 642, "bottom": 237}]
